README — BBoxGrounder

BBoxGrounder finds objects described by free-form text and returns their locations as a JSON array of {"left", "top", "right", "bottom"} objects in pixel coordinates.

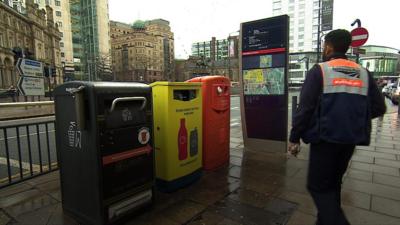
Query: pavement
[{"left": 0, "top": 97, "right": 400, "bottom": 225}]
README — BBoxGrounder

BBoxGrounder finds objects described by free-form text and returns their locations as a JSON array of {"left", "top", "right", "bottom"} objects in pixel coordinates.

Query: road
[
  {"left": 1, "top": 93, "right": 398, "bottom": 183},
  {"left": 0, "top": 116, "right": 56, "bottom": 182}
]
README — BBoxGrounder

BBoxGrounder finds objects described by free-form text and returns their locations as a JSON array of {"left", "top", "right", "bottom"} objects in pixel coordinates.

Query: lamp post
[
  {"left": 227, "top": 30, "right": 239, "bottom": 81},
  {"left": 298, "top": 56, "right": 310, "bottom": 72},
  {"left": 316, "top": 0, "right": 322, "bottom": 63}
]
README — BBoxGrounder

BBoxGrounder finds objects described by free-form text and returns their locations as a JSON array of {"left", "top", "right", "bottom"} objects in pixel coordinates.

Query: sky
[{"left": 109, "top": 0, "right": 400, "bottom": 59}]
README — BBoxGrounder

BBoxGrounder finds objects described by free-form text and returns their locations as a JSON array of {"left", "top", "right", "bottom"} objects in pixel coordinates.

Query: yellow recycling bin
[{"left": 150, "top": 82, "right": 203, "bottom": 192}]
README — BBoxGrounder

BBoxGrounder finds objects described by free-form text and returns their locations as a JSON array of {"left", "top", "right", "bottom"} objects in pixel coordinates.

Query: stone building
[
  {"left": 0, "top": 0, "right": 62, "bottom": 89},
  {"left": 111, "top": 19, "right": 174, "bottom": 82}
]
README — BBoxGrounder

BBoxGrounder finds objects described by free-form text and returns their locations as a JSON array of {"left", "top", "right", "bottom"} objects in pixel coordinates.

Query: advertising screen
[{"left": 242, "top": 17, "right": 287, "bottom": 52}]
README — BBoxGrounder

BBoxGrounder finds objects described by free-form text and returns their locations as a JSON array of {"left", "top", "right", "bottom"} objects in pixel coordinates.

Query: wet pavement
[{"left": 1, "top": 105, "right": 400, "bottom": 224}]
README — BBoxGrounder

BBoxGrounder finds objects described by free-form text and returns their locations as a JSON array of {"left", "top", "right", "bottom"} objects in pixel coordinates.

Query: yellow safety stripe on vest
[{"left": 319, "top": 60, "right": 369, "bottom": 96}]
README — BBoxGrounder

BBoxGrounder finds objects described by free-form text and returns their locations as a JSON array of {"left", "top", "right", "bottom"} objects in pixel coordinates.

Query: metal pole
[
  {"left": 351, "top": 19, "right": 362, "bottom": 64},
  {"left": 0, "top": 101, "right": 54, "bottom": 108},
  {"left": 228, "top": 35, "right": 231, "bottom": 80},
  {"left": 317, "top": 0, "right": 322, "bottom": 63}
]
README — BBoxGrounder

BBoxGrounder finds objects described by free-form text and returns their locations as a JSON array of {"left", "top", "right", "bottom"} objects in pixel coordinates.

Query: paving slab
[
  {"left": 350, "top": 161, "right": 399, "bottom": 176},
  {"left": 343, "top": 178, "right": 400, "bottom": 201},
  {"left": 371, "top": 196, "right": 400, "bottom": 218},
  {"left": 373, "top": 173, "right": 400, "bottom": 188}
]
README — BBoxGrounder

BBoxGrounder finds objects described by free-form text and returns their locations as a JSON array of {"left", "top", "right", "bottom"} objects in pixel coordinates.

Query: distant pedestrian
[{"left": 288, "top": 29, "right": 386, "bottom": 225}]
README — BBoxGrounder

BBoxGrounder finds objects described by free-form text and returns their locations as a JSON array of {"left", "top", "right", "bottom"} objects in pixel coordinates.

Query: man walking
[{"left": 288, "top": 29, "right": 386, "bottom": 225}]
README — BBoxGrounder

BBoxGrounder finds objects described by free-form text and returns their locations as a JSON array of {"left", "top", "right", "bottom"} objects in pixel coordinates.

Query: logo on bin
[
  {"left": 67, "top": 121, "right": 82, "bottom": 149},
  {"left": 122, "top": 108, "right": 133, "bottom": 122},
  {"left": 138, "top": 127, "right": 150, "bottom": 145}
]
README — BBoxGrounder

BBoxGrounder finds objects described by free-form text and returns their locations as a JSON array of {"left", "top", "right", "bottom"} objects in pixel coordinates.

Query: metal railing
[
  {"left": 0, "top": 119, "right": 57, "bottom": 189},
  {"left": 0, "top": 101, "right": 54, "bottom": 108}
]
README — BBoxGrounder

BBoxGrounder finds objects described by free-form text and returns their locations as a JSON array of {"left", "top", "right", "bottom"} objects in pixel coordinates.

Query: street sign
[
  {"left": 17, "top": 76, "right": 45, "bottom": 96},
  {"left": 351, "top": 27, "right": 369, "bottom": 47},
  {"left": 16, "top": 58, "right": 44, "bottom": 77}
]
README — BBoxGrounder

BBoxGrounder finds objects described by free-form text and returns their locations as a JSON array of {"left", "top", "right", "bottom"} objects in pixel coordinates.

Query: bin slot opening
[
  {"left": 109, "top": 97, "right": 147, "bottom": 112},
  {"left": 215, "top": 85, "right": 230, "bottom": 96},
  {"left": 173, "top": 90, "right": 196, "bottom": 101}
]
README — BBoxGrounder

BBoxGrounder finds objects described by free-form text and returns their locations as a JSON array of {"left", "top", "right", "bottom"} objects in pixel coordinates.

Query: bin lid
[
  {"left": 187, "top": 75, "right": 230, "bottom": 83},
  {"left": 150, "top": 81, "right": 202, "bottom": 87}
]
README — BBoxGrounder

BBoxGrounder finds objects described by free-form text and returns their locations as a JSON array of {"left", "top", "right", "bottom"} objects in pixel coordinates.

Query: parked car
[
  {"left": 389, "top": 83, "right": 400, "bottom": 104},
  {"left": 382, "top": 83, "right": 393, "bottom": 97}
]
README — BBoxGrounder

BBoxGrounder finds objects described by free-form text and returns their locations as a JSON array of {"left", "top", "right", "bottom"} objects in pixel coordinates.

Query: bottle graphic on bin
[
  {"left": 178, "top": 118, "right": 188, "bottom": 160},
  {"left": 190, "top": 127, "right": 198, "bottom": 157}
]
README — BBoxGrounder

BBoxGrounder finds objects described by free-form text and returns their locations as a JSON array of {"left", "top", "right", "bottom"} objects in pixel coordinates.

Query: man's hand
[{"left": 288, "top": 142, "right": 300, "bottom": 157}]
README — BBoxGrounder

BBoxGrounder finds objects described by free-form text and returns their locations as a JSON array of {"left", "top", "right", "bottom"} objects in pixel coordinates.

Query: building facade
[
  {"left": 12, "top": 0, "right": 74, "bottom": 72},
  {"left": 272, "top": 0, "right": 322, "bottom": 52},
  {"left": 189, "top": 35, "right": 239, "bottom": 81},
  {"left": 111, "top": 19, "right": 174, "bottom": 82},
  {"left": 69, "top": 0, "right": 111, "bottom": 81},
  {"left": 191, "top": 36, "right": 239, "bottom": 61},
  {"left": 0, "top": 0, "right": 62, "bottom": 89},
  {"left": 359, "top": 45, "right": 400, "bottom": 79}
]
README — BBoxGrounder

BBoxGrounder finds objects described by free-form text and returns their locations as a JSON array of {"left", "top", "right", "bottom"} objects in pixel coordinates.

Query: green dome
[{"left": 132, "top": 20, "right": 146, "bottom": 29}]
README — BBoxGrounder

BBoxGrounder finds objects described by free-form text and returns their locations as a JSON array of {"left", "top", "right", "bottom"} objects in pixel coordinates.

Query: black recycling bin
[{"left": 54, "top": 81, "right": 154, "bottom": 225}]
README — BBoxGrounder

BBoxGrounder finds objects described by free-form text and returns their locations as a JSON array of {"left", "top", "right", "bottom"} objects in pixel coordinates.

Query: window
[
  {"left": 298, "top": 42, "right": 304, "bottom": 47},
  {"left": 298, "top": 27, "right": 304, "bottom": 32},
  {"left": 61, "top": 52, "right": 65, "bottom": 57},
  {"left": 60, "top": 32, "right": 63, "bottom": 37},
  {"left": 298, "top": 19, "right": 304, "bottom": 25},
  {"left": 60, "top": 42, "right": 64, "bottom": 47},
  {"left": 56, "top": 11, "right": 61, "bottom": 17},
  {"left": 298, "top": 11, "right": 305, "bottom": 17},
  {"left": 55, "top": 0, "right": 61, "bottom": 6},
  {"left": 298, "top": 34, "right": 304, "bottom": 40},
  {"left": 299, "top": 4, "right": 305, "bottom": 10},
  {"left": 57, "top": 21, "right": 62, "bottom": 28},
  {"left": 45, "top": 0, "right": 52, "bottom": 5},
  {"left": 0, "top": 33, "right": 5, "bottom": 47}
]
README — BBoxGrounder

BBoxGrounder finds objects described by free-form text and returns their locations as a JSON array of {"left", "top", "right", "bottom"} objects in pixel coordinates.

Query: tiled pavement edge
[{"left": 1, "top": 112, "right": 400, "bottom": 224}]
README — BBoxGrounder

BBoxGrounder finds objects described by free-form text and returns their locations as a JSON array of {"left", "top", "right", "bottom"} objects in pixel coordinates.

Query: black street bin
[{"left": 54, "top": 81, "right": 154, "bottom": 225}]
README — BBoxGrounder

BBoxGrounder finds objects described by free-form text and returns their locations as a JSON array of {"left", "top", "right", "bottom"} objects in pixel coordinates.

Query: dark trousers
[{"left": 307, "top": 141, "right": 355, "bottom": 225}]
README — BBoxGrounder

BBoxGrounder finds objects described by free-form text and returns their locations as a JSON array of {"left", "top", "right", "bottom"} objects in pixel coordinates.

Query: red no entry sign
[{"left": 351, "top": 27, "right": 369, "bottom": 47}]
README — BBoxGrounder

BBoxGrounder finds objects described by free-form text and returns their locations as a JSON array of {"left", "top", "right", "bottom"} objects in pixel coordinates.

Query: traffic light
[
  {"left": 44, "top": 65, "right": 50, "bottom": 77},
  {"left": 12, "top": 47, "right": 23, "bottom": 64},
  {"left": 52, "top": 67, "right": 57, "bottom": 77}
]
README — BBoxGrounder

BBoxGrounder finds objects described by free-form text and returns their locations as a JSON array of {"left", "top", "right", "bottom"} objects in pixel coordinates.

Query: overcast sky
[{"left": 109, "top": 0, "right": 400, "bottom": 59}]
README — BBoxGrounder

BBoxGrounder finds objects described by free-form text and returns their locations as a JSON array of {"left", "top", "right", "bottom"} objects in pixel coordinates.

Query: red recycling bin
[{"left": 187, "top": 76, "right": 230, "bottom": 171}]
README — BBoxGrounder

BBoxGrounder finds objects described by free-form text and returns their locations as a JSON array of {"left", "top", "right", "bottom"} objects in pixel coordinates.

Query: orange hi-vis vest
[{"left": 302, "top": 58, "right": 371, "bottom": 145}]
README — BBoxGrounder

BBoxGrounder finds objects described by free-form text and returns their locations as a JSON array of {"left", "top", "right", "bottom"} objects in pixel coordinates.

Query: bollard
[{"left": 292, "top": 95, "right": 298, "bottom": 122}]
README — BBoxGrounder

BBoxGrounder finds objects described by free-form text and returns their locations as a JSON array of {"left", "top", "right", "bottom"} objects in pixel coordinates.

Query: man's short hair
[{"left": 324, "top": 29, "right": 352, "bottom": 54}]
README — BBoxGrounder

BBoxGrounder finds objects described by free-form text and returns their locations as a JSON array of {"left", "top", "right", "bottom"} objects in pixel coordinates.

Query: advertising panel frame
[{"left": 239, "top": 15, "right": 289, "bottom": 152}]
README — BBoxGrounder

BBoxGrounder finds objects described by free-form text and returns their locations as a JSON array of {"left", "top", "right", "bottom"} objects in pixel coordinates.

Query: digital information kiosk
[{"left": 239, "top": 15, "right": 289, "bottom": 152}]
